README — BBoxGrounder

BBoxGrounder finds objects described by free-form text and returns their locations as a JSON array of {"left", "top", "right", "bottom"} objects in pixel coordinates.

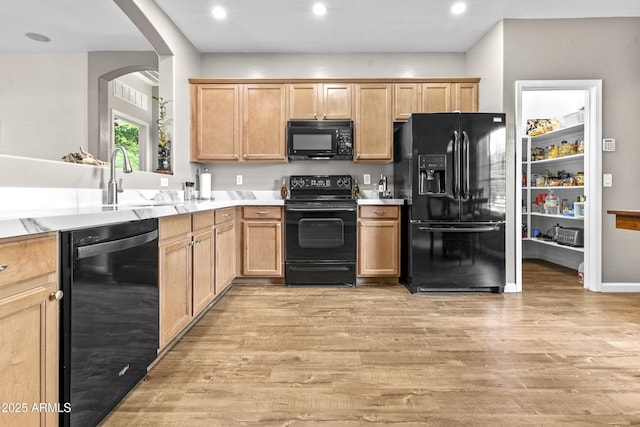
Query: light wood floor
[{"left": 102, "top": 260, "right": 640, "bottom": 426}]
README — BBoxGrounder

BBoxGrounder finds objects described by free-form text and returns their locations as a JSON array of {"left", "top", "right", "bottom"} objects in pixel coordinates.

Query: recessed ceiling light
[
  {"left": 313, "top": 3, "right": 327, "bottom": 16},
  {"left": 211, "top": 6, "right": 227, "bottom": 20},
  {"left": 25, "top": 32, "right": 51, "bottom": 43},
  {"left": 451, "top": 2, "right": 466, "bottom": 15}
]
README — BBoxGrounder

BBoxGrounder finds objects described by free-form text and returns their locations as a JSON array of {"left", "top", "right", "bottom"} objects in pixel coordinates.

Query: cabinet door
[
  {"left": 354, "top": 84, "right": 393, "bottom": 162},
  {"left": 422, "top": 83, "right": 451, "bottom": 112},
  {"left": 393, "top": 83, "right": 421, "bottom": 121},
  {"left": 215, "top": 222, "right": 236, "bottom": 293},
  {"left": 190, "top": 84, "right": 241, "bottom": 161},
  {"left": 243, "top": 84, "right": 287, "bottom": 161},
  {"left": 322, "top": 83, "right": 353, "bottom": 119},
  {"left": 159, "top": 238, "right": 192, "bottom": 348},
  {"left": 192, "top": 228, "right": 215, "bottom": 314},
  {"left": 452, "top": 82, "right": 478, "bottom": 112},
  {"left": 358, "top": 220, "right": 399, "bottom": 276},
  {"left": 0, "top": 283, "right": 58, "bottom": 427},
  {"left": 289, "top": 83, "right": 319, "bottom": 120},
  {"left": 242, "top": 221, "right": 283, "bottom": 276}
]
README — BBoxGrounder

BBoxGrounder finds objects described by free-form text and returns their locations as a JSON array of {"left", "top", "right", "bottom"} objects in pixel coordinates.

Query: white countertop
[
  {"left": 356, "top": 198, "right": 404, "bottom": 205},
  {"left": 0, "top": 187, "right": 404, "bottom": 239}
]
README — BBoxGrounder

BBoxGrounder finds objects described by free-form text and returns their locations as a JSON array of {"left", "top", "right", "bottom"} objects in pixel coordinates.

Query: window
[{"left": 112, "top": 111, "right": 149, "bottom": 171}]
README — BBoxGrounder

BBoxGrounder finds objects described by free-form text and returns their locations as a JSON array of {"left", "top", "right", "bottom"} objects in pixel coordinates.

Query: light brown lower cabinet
[
  {"left": 357, "top": 206, "right": 400, "bottom": 277},
  {"left": 191, "top": 211, "right": 216, "bottom": 315},
  {"left": 0, "top": 233, "right": 59, "bottom": 427},
  {"left": 215, "top": 208, "right": 236, "bottom": 293},
  {"left": 241, "top": 207, "right": 283, "bottom": 277},
  {"left": 158, "top": 214, "right": 193, "bottom": 348}
]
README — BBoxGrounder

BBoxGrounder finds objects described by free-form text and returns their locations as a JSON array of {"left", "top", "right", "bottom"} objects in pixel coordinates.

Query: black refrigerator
[{"left": 394, "top": 113, "right": 507, "bottom": 293}]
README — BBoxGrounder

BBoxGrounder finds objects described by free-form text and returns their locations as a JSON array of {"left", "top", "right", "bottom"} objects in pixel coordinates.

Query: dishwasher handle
[{"left": 76, "top": 230, "right": 158, "bottom": 260}]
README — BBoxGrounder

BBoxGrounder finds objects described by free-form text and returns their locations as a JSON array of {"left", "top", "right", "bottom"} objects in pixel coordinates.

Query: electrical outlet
[
  {"left": 160, "top": 177, "right": 169, "bottom": 187},
  {"left": 363, "top": 174, "right": 371, "bottom": 185},
  {"left": 603, "top": 173, "right": 613, "bottom": 187},
  {"left": 236, "top": 175, "right": 243, "bottom": 185}
]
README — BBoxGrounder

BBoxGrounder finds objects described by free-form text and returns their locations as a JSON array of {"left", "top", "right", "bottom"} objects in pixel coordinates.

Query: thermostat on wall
[{"left": 603, "top": 138, "right": 616, "bottom": 152}]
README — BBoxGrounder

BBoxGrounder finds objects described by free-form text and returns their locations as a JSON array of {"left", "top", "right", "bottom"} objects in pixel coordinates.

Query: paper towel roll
[{"left": 200, "top": 172, "right": 211, "bottom": 199}]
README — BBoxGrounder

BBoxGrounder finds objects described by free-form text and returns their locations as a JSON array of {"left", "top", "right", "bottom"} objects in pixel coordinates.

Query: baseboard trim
[
  {"left": 601, "top": 282, "right": 640, "bottom": 292},
  {"left": 504, "top": 282, "right": 519, "bottom": 293}
]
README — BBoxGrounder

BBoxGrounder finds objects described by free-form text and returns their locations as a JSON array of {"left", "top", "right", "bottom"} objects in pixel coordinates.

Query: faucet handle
[{"left": 117, "top": 178, "right": 124, "bottom": 193}]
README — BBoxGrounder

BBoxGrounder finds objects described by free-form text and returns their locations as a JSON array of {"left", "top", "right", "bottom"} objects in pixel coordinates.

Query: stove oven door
[{"left": 284, "top": 202, "right": 357, "bottom": 285}]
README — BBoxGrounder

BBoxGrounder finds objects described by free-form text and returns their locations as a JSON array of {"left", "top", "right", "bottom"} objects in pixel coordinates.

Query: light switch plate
[
  {"left": 363, "top": 174, "right": 371, "bottom": 185},
  {"left": 603, "top": 173, "right": 613, "bottom": 187},
  {"left": 160, "top": 177, "right": 169, "bottom": 187},
  {"left": 236, "top": 175, "right": 243, "bottom": 185},
  {"left": 603, "top": 138, "right": 616, "bottom": 152}
]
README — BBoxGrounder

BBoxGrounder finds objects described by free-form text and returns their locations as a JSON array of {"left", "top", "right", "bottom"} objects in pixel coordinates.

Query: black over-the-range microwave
[{"left": 287, "top": 120, "right": 354, "bottom": 160}]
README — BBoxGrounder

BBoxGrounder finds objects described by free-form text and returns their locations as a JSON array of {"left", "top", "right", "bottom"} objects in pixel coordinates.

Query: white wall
[
  {"left": 502, "top": 17, "right": 640, "bottom": 284},
  {"left": 0, "top": 53, "right": 87, "bottom": 161},
  {"left": 200, "top": 53, "right": 466, "bottom": 79},
  {"left": 0, "top": 0, "right": 200, "bottom": 191},
  {"left": 467, "top": 21, "right": 503, "bottom": 113}
]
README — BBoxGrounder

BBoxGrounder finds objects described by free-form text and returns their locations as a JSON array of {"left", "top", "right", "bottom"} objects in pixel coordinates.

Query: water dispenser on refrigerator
[{"left": 418, "top": 154, "right": 446, "bottom": 195}]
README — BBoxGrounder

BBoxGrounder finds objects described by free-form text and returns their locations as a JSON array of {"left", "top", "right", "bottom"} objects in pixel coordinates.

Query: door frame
[{"left": 515, "top": 80, "right": 602, "bottom": 292}]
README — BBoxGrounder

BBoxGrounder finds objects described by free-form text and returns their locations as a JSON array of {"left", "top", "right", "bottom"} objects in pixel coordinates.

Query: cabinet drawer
[
  {"left": 359, "top": 205, "right": 399, "bottom": 219},
  {"left": 0, "top": 233, "right": 57, "bottom": 288},
  {"left": 243, "top": 206, "right": 282, "bottom": 220},
  {"left": 215, "top": 208, "right": 235, "bottom": 225},
  {"left": 192, "top": 210, "right": 215, "bottom": 231},
  {"left": 159, "top": 214, "right": 192, "bottom": 241}
]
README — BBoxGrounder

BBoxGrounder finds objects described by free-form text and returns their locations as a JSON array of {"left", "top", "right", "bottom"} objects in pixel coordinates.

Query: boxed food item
[{"left": 527, "top": 118, "right": 562, "bottom": 136}]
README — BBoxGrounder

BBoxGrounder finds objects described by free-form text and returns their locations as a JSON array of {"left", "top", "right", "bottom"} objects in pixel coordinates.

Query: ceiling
[{"left": 2, "top": 0, "right": 640, "bottom": 54}]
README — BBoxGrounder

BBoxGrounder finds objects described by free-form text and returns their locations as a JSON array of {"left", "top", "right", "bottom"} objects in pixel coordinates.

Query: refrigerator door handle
[
  {"left": 417, "top": 226, "right": 500, "bottom": 233},
  {"left": 453, "top": 130, "right": 460, "bottom": 198},
  {"left": 462, "top": 130, "right": 470, "bottom": 199}
]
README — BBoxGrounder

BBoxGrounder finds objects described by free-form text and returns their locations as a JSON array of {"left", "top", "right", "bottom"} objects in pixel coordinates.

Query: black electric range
[{"left": 284, "top": 175, "right": 357, "bottom": 286}]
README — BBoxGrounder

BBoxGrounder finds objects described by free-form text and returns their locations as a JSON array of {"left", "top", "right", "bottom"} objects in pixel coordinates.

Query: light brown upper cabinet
[
  {"left": 422, "top": 82, "right": 478, "bottom": 113},
  {"left": 243, "top": 84, "right": 287, "bottom": 161},
  {"left": 393, "top": 83, "right": 421, "bottom": 121},
  {"left": 289, "top": 83, "right": 353, "bottom": 120},
  {"left": 190, "top": 83, "right": 287, "bottom": 162},
  {"left": 190, "top": 84, "right": 241, "bottom": 161},
  {"left": 354, "top": 83, "right": 393, "bottom": 162},
  {"left": 190, "top": 78, "right": 479, "bottom": 163},
  {"left": 451, "top": 82, "right": 478, "bottom": 112}
]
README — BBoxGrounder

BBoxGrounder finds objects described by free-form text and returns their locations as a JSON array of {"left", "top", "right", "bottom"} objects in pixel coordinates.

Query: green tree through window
[{"left": 114, "top": 119, "right": 140, "bottom": 171}]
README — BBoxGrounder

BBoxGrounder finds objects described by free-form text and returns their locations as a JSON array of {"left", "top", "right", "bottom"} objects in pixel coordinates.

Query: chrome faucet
[{"left": 107, "top": 147, "right": 133, "bottom": 204}]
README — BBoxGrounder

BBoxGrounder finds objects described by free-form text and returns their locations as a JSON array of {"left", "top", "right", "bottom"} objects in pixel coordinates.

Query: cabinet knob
[
  {"left": 313, "top": 113, "right": 318, "bottom": 119},
  {"left": 0, "top": 264, "right": 7, "bottom": 273},
  {"left": 50, "top": 290, "right": 64, "bottom": 301},
  {"left": 323, "top": 113, "right": 327, "bottom": 120}
]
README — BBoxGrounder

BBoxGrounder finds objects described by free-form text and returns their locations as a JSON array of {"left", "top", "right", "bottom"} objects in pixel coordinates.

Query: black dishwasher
[{"left": 59, "top": 219, "right": 159, "bottom": 427}]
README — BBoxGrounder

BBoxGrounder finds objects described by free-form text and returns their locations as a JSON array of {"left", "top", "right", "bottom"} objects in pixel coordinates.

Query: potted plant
[{"left": 153, "top": 95, "right": 171, "bottom": 171}]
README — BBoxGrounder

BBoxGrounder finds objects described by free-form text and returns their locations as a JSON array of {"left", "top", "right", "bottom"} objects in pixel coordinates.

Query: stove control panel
[{"left": 289, "top": 175, "right": 352, "bottom": 192}]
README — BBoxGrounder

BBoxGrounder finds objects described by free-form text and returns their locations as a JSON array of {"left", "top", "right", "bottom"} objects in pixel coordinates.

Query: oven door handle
[
  {"left": 76, "top": 230, "right": 158, "bottom": 259},
  {"left": 285, "top": 207, "right": 356, "bottom": 212},
  {"left": 417, "top": 226, "right": 499, "bottom": 233}
]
